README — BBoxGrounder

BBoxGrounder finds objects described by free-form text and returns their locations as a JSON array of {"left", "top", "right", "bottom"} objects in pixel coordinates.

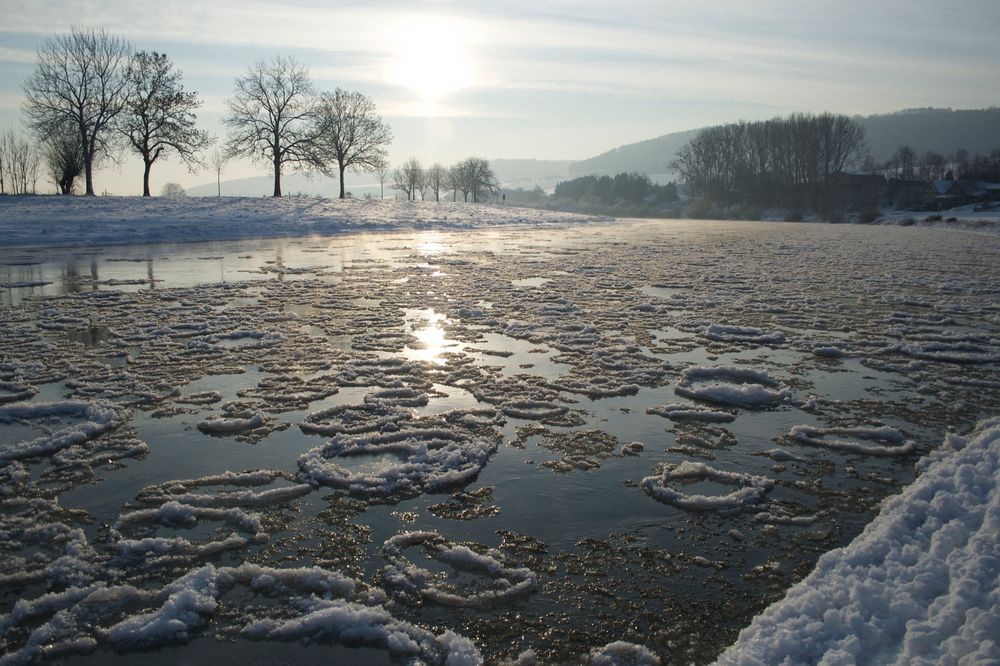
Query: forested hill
[
  {"left": 858, "top": 108, "right": 1000, "bottom": 161},
  {"left": 567, "top": 107, "right": 1000, "bottom": 176}
]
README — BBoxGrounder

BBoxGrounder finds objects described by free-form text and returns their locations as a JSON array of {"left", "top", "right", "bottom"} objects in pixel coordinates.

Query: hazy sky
[{"left": 1, "top": 0, "right": 998, "bottom": 194}]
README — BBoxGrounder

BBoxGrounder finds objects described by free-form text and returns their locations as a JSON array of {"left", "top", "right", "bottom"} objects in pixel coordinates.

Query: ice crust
[{"left": 715, "top": 418, "right": 1000, "bottom": 665}]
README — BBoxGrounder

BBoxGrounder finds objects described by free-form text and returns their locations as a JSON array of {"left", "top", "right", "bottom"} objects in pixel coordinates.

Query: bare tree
[
  {"left": 0, "top": 130, "right": 6, "bottom": 195},
  {"left": 894, "top": 145, "right": 916, "bottom": 180},
  {"left": 1, "top": 127, "right": 41, "bottom": 195},
  {"left": 208, "top": 149, "right": 229, "bottom": 197},
  {"left": 315, "top": 88, "right": 392, "bottom": 199},
  {"left": 424, "top": 163, "right": 447, "bottom": 202},
  {"left": 369, "top": 156, "right": 389, "bottom": 200},
  {"left": 42, "top": 122, "right": 85, "bottom": 194},
  {"left": 452, "top": 157, "right": 497, "bottom": 203},
  {"left": 119, "top": 51, "right": 210, "bottom": 196},
  {"left": 22, "top": 27, "right": 132, "bottom": 196},
  {"left": 161, "top": 182, "right": 186, "bottom": 198},
  {"left": 392, "top": 158, "right": 423, "bottom": 201},
  {"left": 223, "top": 56, "right": 319, "bottom": 197}
]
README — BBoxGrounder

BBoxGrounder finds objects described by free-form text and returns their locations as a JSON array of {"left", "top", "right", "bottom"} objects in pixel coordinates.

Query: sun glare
[{"left": 386, "top": 18, "right": 475, "bottom": 110}]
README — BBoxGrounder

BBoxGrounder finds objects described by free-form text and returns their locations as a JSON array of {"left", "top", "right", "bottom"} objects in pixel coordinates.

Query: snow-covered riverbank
[
  {"left": 0, "top": 196, "right": 606, "bottom": 247},
  {"left": 716, "top": 418, "right": 1000, "bottom": 665}
]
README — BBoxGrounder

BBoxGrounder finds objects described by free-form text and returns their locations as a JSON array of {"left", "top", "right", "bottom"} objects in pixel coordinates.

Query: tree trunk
[
  {"left": 143, "top": 159, "right": 152, "bottom": 197},
  {"left": 273, "top": 157, "right": 282, "bottom": 197},
  {"left": 339, "top": 164, "right": 346, "bottom": 199},
  {"left": 217, "top": 171, "right": 221, "bottom": 197},
  {"left": 84, "top": 158, "right": 95, "bottom": 196}
]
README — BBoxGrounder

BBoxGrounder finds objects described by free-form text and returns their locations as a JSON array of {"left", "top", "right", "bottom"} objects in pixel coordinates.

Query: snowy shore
[
  {"left": 716, "top": 418, "right": 1000, "bottom": 665},
  {"left": 0, "top": 196, "right": 606, "bottom": 248}
]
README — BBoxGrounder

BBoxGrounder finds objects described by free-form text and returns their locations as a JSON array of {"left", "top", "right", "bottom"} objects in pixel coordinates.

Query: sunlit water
[{"left": 1, "top": 219, "right": 998, "bottom": 664}]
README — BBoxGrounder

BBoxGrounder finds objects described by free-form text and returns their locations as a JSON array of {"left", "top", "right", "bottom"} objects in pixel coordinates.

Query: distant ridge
[{"left": 563, "top": 107, "right": 1000, "bottom": 178}]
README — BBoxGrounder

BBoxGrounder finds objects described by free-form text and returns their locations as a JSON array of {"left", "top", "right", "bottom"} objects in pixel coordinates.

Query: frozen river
[{"left": 1, "top": 218, "right": 998, "bottom": 664}]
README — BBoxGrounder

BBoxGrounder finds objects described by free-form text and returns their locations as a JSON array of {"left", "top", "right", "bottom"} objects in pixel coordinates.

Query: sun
[{"left": 386, "top": 17, "right": 475, "bottom": 108}]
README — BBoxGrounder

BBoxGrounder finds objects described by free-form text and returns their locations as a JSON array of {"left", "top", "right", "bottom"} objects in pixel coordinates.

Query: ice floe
[
  {"left": 787, "top": 424, "right": 917, "bottom": 457},
  {"left": 641, "top": 461, "right": 775, "bottom": 511},
  {"left": 381, "top": 530, "right": 538, "bottom": 608},
  {"left": 674, "top": 366, "right": 790, "bottom": 409}
]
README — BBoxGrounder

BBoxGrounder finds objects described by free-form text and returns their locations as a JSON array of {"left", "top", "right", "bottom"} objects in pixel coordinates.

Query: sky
[{"left": 0, "top": 0, "right": 998, "bottom": 195}]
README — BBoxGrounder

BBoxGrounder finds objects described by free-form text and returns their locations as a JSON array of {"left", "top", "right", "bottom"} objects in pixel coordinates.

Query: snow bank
[
  {"left": 715, "top": 417, "right": 1000, "bottom": 665},
  {"left": 0, "top": 197, "right": 605, "bottom": 248}
]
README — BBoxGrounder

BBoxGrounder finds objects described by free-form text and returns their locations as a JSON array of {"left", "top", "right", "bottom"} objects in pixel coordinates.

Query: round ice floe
[
  {"left": 175, "top": 391, "right": 223, "bottom": 405},
  {"left": 501, "top": 399, "right": 568, "bottom": 421},
  {"left": 297, "top": 428, "right": 498, "bottom": 499},
  {"left": 646, "top": 402, "right": 736, "bottom": 423},
  {"left": 812, "top": 345, "right": 847, "bottom": 358},
  {"left": 588, "top": 640, "right": 661, "bottom": 665},
  {"left": 0, "top": 499, "right": 99, "bottom": 588},
  {"left": 703, "top": 324, "right": 785, "bottom": 345},
  {"left": 787, "top": 424, "right": 916, "bottom": 456},
  {"left": 241, "top": 596, "right": 481, "bottom": 665},
  {"left": 641, "top": 461, "right": 775, "bottom": 511},
  {"left": 0, "top": 380, "right": 38, "bottom": 404},
  {"left": 674, "top": 366, "right": 789, "bottom": 409},
  {"left": 300, "top": 401, "right": 412, "bottom": 436},
  {"left": 136, "top": 469, "right": 312, "bottom": 508},
  {"left": 110, "top": 501, "right": 267, "bottom": 564},
  {"left": 900, "top": 341, "right": 998, "bottom": 364},
  {"left": 0, "top": 562, "right": 412, "bottom": 664},
  {"left": 365, "top": 387, "right": 430, "bottom": 407},
  {"left": 0, "top": 400, "right": 129, "bottom": 463},
  {"left": 381, "top": 531, "right": 538, "bottom": 608},
  {"left": 197, "top": 410, "right": 266, "bottom": 435}
]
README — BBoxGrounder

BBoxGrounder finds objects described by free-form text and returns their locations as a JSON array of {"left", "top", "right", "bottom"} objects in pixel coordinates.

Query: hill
[
  {"left": 562, "top": 107, "right": 1000, "bottom": 178},
  {"left": 857, "top": 107, "right": 1000, "bottom": 161}
]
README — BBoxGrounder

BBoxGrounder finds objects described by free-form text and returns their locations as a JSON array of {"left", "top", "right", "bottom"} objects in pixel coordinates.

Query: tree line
[
  {"left": 672, "top": 113, "right": 868, "bottom": 210},
  {"left": 385, "top": 156, "right": 499, "bottom": 203},
  {"left": 878, "top": 145, "right": 1000, "bottom": 182},
  {"left": 553, "top": 172, "right": 677, "bottom": 206},
  {"left": 16, "top": 27, "right": 394, "bottom": 198}
]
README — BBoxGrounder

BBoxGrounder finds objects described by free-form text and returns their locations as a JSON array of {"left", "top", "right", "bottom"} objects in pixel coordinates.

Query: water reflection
[{"left": 403, "top": 308, "right": 453, "bottom": 365}]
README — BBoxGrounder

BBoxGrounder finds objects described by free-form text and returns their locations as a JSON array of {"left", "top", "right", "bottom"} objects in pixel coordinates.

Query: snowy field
[
  {"left": 0, "top": 196, "right": 604, "bottom": 247},
  {"left": 1, "top": 213, "right": 999, "bottom": 664}
]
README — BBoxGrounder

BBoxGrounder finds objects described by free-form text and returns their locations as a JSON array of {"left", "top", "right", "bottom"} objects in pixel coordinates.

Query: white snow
[
  {"left": 0, "top": 197, "right": 604, "bottom": 247},
  {"left": 715, "top": 417, "right": 1000, "bottom": 665}
]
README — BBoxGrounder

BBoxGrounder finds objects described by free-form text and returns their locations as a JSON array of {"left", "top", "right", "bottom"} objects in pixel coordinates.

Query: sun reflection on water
[{"left": 404, "top": 308, "right": 455, "bottom": 365}]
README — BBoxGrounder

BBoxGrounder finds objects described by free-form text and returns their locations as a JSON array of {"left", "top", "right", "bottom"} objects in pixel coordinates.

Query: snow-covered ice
[{"left": 0, "top": 197, "right": 604, "bottom": 247}]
